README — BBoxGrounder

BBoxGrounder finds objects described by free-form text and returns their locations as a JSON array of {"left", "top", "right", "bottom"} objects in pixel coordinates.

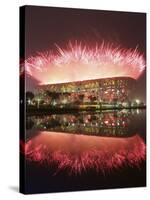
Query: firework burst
[
  {"left": 22, "top": 41, "right": 145, "bottom": 84},
  {"left": 21, "top": 132, "right": 146, "bottom": 175}
]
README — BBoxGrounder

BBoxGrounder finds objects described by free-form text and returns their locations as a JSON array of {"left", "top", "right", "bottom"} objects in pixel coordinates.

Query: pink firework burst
[
  {"left": 22, "top": 132, "right": 146, "bottom": 175},
  {"left": 22, "top": 41, "right": 146, "bottom": 84}
]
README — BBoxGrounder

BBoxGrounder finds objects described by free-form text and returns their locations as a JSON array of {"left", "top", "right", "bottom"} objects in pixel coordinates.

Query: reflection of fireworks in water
[
  {"left": 21, "top": 132, "right": 146, "bottom": 175},
  {"left": 21, "top": 42, "right": 145, "bottom": 84}
]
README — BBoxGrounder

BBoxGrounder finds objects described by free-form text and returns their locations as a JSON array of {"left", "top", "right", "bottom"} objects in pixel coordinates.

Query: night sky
[{"left": 23, "top": 5, "right": 146, "bottom": 102}]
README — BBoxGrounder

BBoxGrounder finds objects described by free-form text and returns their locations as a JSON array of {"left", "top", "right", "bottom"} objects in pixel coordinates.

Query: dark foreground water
[{"left": 21, "top": 109, "right": 146, "bottom": 194}]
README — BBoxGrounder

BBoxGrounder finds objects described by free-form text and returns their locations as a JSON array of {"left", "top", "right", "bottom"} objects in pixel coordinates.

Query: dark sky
[
  {"left": 24, "top": 6, "right": 146, "bottom": 57},
  {"left": 23, "top": 5, "right": 146, "bottom": 102}
]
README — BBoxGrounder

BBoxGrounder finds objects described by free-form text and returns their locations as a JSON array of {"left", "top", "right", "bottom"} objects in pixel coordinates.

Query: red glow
[
  {"left": 22, "top": 42, "right": 145, "bottom": 84},
  {"left": 22, "top": 132, "right": 146, "bottom": 175}
]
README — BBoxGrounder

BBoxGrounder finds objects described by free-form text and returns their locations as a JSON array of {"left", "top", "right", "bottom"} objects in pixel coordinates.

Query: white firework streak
[
  {"left": 22, "top": 41, "right": 145, "bottom": 84},
  {"left": 23, "top": 134, "right": 146, "bottom": 176}
]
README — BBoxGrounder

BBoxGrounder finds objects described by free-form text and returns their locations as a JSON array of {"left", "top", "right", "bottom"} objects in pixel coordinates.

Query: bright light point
[
  {"left": 135, "top": 99, "right": 140, "bottom": 104},
  {"left": 27, "top": 99, "right": 31, "bottom": 105},
  {"left": 52, "top": 101, "right": 57, "bottom": 106},
  {"left": 23, "top": 41, "right": 146, "bottom": 85},
  {"left": 62, "top": 99, "right": 67, "bottom": 104}
]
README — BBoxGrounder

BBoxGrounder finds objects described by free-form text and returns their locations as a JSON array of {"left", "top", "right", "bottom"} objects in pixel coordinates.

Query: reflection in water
[
  {"left": 23, "top": 109, "right": 146, "bottom": 175},
  {"left": 23, "top": 132, "right": 145, "bottom": 175},
  {"left": 26, "top": 109, "right": 142, "bottom": 139}
]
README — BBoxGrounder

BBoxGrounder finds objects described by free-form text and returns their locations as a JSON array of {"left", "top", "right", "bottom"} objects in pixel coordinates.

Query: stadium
[{"left": 35, "top": 76, "right": 136, "bottom": 109}]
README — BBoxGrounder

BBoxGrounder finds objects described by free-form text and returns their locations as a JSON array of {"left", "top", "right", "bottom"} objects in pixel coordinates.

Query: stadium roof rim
[{"left": 37, "top": 76, "right": 136, "bottom": 87}]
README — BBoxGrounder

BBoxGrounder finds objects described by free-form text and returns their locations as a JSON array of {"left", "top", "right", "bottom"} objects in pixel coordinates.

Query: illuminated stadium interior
[{"left": 34, "top": 77, "right": 136, "bottom": 108}]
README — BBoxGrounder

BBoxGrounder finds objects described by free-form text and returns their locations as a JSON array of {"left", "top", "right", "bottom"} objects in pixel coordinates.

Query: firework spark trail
[
  {"left": 21, "top": 42, "right": 145, "bottom": 84},
  {"left": 22, "top": 132, "right": 146, "bottom": 175}
]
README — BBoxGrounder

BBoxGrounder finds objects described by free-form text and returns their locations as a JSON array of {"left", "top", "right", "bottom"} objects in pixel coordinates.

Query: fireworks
[
  {"left": 22, "top": 41, "right": 146, "bottom": 85},
  {"left": 22, "top": 132, "right": 146, "bottom": 175}
]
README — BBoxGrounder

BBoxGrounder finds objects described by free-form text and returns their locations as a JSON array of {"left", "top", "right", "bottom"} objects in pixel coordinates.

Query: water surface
[{"left": 22, "top": 109, "right": 146, "bottom": 193}]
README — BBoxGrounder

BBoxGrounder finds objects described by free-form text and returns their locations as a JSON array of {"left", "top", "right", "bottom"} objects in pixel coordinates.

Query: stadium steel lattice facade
[{"left": 36, "top": 77, "right": 136, "bottom": 109}]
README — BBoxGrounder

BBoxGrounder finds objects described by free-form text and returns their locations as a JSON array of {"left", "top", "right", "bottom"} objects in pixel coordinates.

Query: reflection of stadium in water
[
  {"left": 26, "top": 109, "right": 143, "bottom": 139},
  {"left": 23, "top": 109, "right": 146, "bottom": 178}
]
